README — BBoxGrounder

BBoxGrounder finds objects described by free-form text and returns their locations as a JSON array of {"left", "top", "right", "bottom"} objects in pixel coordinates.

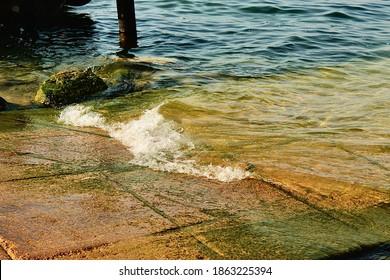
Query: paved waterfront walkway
[{"left": 0, "top": 111, "right": 389, "bottom": 259}]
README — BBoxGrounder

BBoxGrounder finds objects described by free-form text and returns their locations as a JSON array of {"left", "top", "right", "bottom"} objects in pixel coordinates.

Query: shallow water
[{"left": 0, "top": 0, "right": 389, "bottom": 187}]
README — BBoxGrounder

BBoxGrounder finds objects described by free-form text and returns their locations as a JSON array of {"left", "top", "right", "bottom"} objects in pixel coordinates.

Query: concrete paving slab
[{"left": 0, "top": 172, "right": 176, "bottom": 259}]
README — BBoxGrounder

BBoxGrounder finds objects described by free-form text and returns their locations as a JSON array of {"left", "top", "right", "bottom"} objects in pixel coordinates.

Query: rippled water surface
[{"left": 1, "top": 0, "right": 389, "bottom": 187}]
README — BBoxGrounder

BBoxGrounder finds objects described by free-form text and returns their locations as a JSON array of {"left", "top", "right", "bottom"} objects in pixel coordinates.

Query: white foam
[
  {"left": 58, "top": 105, "right": 106, "bottom": 129},
  {"left": 108, "top": 104, "right": 194, "bottom": 159},
  {"left": 132, "top": 159, "right": 250, "bottom": 182},
  {"left": 58, "top": 104, "right": 250, "bottom": 182}
]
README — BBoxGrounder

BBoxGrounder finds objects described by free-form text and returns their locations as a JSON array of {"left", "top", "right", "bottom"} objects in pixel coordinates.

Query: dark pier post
[{"left": 116, "top": 0, "right": 138, "bottom": 49}]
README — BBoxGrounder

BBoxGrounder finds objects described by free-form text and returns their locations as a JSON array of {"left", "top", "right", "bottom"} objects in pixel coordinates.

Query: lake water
[{"left": 1, "top": 0, "right": 389, "bottom": 189}]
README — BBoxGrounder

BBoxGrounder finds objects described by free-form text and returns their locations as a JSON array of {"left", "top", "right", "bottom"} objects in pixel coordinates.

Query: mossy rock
[
  {"left": 0, "top": 96, "right": 8, "bottom": 111},
  {"left": 34, "top": 69, "right": 107, "bottom": 107}
]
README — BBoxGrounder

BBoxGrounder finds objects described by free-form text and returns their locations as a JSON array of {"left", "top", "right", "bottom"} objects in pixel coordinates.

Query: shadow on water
[
  {"left": 0, "top": 7, "right": 97, "bottom": 61},
  {"left": 0, "top": 7, "right": 100, "bottom": 108}
]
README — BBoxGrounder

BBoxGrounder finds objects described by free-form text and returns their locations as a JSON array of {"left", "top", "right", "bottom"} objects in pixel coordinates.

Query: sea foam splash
[{"left": 58, "top": 104, "right": 250, "bottom": 182}]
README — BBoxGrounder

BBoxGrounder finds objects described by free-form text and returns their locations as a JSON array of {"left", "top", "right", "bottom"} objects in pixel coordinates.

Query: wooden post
[{"left": 116, "top": 0, "right": 138, "bottom": 49}]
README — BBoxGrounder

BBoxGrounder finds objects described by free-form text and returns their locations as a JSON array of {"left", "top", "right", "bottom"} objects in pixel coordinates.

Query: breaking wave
[{"left": 58, "top": 104, "right": 250, "bottom": 182}]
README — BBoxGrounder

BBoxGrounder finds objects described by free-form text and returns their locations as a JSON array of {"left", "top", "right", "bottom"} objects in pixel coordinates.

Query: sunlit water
[{"left": 1, "top": 0, "right": 389, "bottom": 188}]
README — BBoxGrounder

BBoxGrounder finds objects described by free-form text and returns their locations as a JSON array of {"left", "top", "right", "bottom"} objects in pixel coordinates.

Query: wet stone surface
[{"left": 0, "top": 112, "right": 389, "bottom": 260}]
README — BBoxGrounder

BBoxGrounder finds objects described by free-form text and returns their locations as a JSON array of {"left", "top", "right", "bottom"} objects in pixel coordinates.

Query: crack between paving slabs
[
  {"left": 0, "top": 162, "right": 141, "bottom": 184},
  {"left": 333, "top": 142, "right": 390, "bottom": 172},
  {"left": 99, "top": 172, "right": 225, "bottom": 258},
  {"left": 0, "top": 147, "right": 138, "bottom": 183},
  {"left": 255, "top": 178, "right": 390, "bottom": 259},
  {"left": 256, "top": 178, "right": 363, "bottom": 229}
]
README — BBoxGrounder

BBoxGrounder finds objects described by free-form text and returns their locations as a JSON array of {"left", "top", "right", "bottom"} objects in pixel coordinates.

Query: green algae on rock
[{"left": 34, "top": 69, "right": 107, "bottom": 107}]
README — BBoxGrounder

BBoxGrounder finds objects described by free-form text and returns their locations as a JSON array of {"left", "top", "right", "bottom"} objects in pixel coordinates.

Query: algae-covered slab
[{"left": 34, "top": 69, "right": 107, "bottom": 107}]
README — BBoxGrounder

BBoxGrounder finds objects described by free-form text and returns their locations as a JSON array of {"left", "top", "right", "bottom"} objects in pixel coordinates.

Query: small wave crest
[
  {"left": 58, "top": 104, "right": 250, "bottom": 182},
  {"left": 58, "top": 105, "right": 106, "bottom": 128}
]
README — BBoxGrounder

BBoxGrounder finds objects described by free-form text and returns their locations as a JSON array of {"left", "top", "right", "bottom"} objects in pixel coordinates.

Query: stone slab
[{"left": 0, "top": 115, "right": 389, "bottom": 260}]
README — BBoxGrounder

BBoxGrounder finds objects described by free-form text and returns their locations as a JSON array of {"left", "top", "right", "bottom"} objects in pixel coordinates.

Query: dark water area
[
  {"left": 1, "top": 0, "right": 389, "bottom": 76},
  {"left": 138, "top": 0, "right": 390, "bottom": 77},
  {"left": 0, "top": 8, "right": 97, "bottom": 68}
]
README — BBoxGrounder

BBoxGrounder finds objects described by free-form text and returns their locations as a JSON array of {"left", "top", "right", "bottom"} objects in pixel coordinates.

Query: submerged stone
[
  {"left": 34, "top": 69, "right": 107, "bottom": 107},
  {"left": 94, "top": 60, "right": 156, "bottom": 97}
]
